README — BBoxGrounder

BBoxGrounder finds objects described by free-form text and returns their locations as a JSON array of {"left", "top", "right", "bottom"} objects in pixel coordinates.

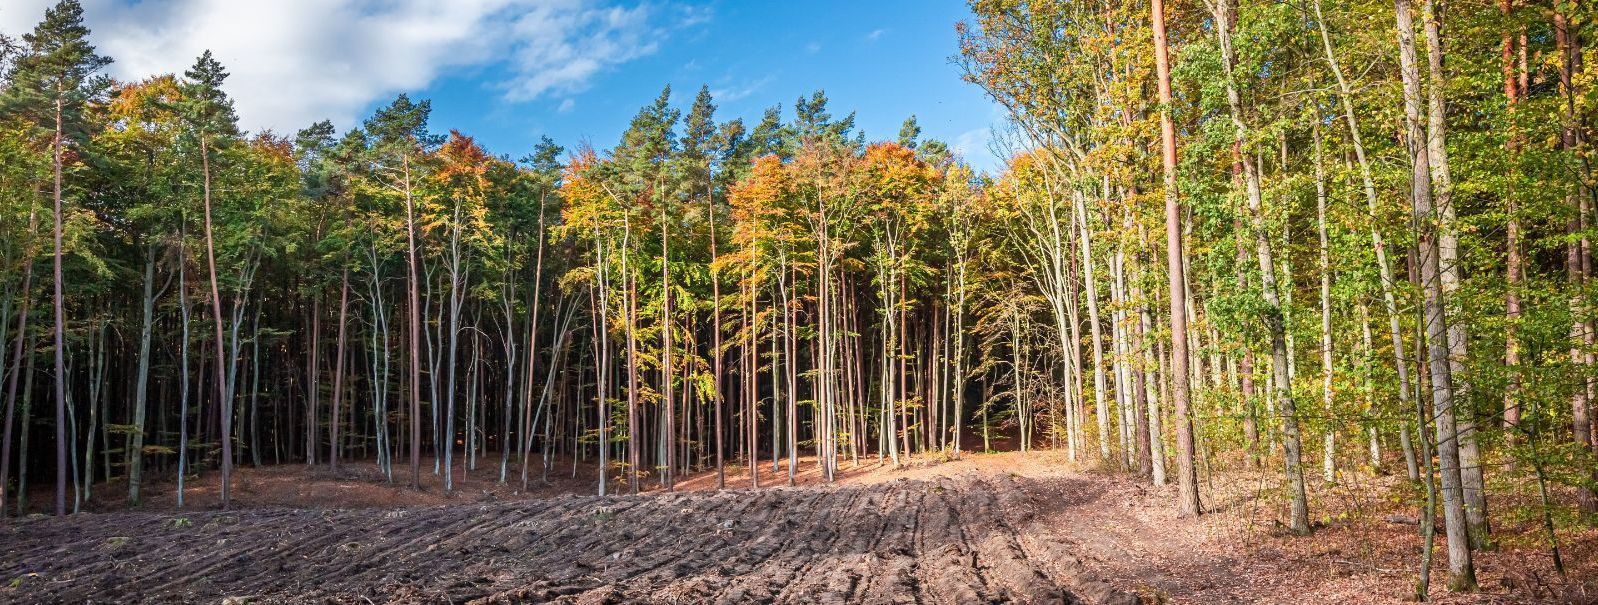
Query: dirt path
[{"left": 1, "top": 472, "right": 1139, "bottom": 604}]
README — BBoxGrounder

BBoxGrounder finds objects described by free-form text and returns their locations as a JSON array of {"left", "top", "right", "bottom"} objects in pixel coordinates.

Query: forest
[{"left": 2, "top": 0, "right": 1597, "bottom": 602}]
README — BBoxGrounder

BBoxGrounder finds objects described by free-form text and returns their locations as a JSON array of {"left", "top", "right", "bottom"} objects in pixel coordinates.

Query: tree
[
  {"left": 1394, "top": 0, "right": 1473, "bottom": 589},
  {"left": 176, "top": 49, "right": 240, "bottom": 508},
  {"left": 363, "top": 94, "right": 438, "bottom": 489},
  {"left": 1151, "top": 0, "right": 1199, "bottom": 517},
  {"left": 2, "top": 0, "right": 110, "bottom": 516}
]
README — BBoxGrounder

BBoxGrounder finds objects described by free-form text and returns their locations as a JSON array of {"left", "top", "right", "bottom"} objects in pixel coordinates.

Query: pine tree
[{"left": 2, "top": 0, "right": 110, "bottom": 516}]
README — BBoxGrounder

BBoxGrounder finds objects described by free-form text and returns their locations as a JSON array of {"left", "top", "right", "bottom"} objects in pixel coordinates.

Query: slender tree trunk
[
  {"left": 1555, "top": 4, "right": 1598, "bottom": 515},
  {"left": 177, "top": 250, "right": 190, "bottom": 508},
  {"left": 708, "top": 182, "right": 725, "bottom": 489},
  {"left": 661, "top": 206, "right": 676, "bottom": 490},
  {"left": 1315, "top": 125, "right": 1337, "bottom": 484},
  {"left": 1075, "top": 195, "right": 1110, "bottom": 463},
  {"left": 1398, "top": 0, "right": 1475, "bottom": 588},
  {"left": 52, "top": 97, "right": 68, "bottom": 517},
  {"left": 403, "top": 152, "right": 423, "bottom": 489},
  {"left": 126, "top": 244, "right": 161, "bottom": 505},
  {"left": 1140, "top": 295, "right": 1164, "bottom": 485},
  {"left": 519, "top": 194, "right": 547, "bottom": 489},
  {"left": 594, "top": 229, "right": 612, "bottom": 496},
  {"left": 1235, "top": 219, "right": 1260, "bottom": 469},
  {"left": 782, "top": 252, "right": 797, "bottom": 486},
  {"left": 1501, "top": 0, "right": 1525, "bottom": 447},
  {"left": 1153, "top": 0, "right": 1199, "bottom": 514},
  {"left": 623, "top": 222, "right": 639, "bottom": 495},
  {"left": 330, "top": 268, "right": 349, "bottom": 471},
  {"left": 248, "top": 302, "right": 261, "bottom": 468},
  {"left": 1419, "top": 0, "right": 1488, "bottom": 544},
  {"left": 197, "top": 136, "right": 235, "bottom": 508},
  {"left": 443, "top": 211, "right": 465, "bottom": 492},
  {"left": 306, "top": 291, "right": 320, "bottom": 465}
]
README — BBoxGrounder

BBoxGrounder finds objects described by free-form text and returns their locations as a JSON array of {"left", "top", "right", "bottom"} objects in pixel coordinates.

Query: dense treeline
[
  {"left": 960, "top": 0, "right": 1598, "bottom": 592},
  {"left": 1, "top": 0, "right": 1596, "bottom": 595}
]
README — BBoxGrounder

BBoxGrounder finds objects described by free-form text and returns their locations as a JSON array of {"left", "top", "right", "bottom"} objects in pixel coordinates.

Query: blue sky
[
  {"left": 414, "top": 1, "right": 1005, "bottom": 171},
  {"left": 1, "top": 0, "right": 1005, "bottom": 172}
]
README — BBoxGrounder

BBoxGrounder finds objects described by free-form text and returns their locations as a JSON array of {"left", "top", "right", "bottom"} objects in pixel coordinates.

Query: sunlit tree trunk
[
  {"left": 1397, "top": 0, "right": 1475, "bottom": 588},
  {"left": 1501, "top": 0, "right": 1525, "bottom": 448},
  {"left": 519, "top": 193, "right": 547, "bottom": 489},
  {"left": 709, "top": 182, "right": 726, "bottom": 489},
  {"left": 1419, "top": 0, "right": 1488, "bottom": 544},
  {"left": 1153, "top": 0, "right": 1198, "bottom": 513},
  {"left": 1314, "top": 125, "right": 1337, "bottom": 484},
  {"left": 403, "top": 152, "right": 423, "bottom": 489},
  {"left": 196, "top": 135, "right": 236, "bottom": 509}
]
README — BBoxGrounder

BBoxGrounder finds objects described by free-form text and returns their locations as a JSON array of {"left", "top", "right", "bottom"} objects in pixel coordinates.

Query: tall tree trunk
[
  {"left": 594, "top": 229, "right": 612, "bottom": 496},
  {"left": 1420, "top": 0, "right": 1489, "bottom": 545},
  {"left": 1076, "top": 195, "right": 1110, "bottom": 463},
  {"left": 128, "top": 244, "right": 164, "bottom": 505},
  {"left": 198, "top": 136, "right": 235, "bottom": 508},
  {"left": 1501, "top": 0, "right": 1525, "bottom": 448},
  {"left": 708, "top": 182, "right": 725, "bottom": 490},
  {"left": 306, "top": 291, "right": 320, "bottom": 465},
  {"left": 661, "top": 207, "right": 676, "bottom": 490},
  {"left": 1153, "top": 0, "right": 1199, "bottom": 514},
  {"left": 1555, "top": 3, "right": 1598, "bottom": 515},
  {"left": 1397, "top": 0, "right": 1476, "bottom": 588},
  {"left": 623, "top": 220, "right": 639, "bottom": 495},
  {"left": 177, "top": 249, "right": 190, "bottom": 508},
  {"left": 329, "top": 268, "right": 349, "bottom": 471},
  {"left": 520, "top": 194, "right": 546, "bottom": 490},
  {"left": 443, "top": 210, "right": 465, "bottom": 492},
  {"left": 1315, "top": 124, "right": 1337, "bottom": 484},
  {"left": 52, "top": 97, "right": 68, "bottom": 517},
  {"left": 403, "top": 152, "right": 423, "bottom": 489}
]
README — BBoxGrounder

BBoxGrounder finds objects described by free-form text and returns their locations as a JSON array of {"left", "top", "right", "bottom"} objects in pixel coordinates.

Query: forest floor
[{"left": 1, "top": 451, "right": 1594, "bottom": 604}]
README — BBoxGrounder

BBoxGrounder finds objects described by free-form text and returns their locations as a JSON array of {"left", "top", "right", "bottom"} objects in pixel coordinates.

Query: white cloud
[
  {"left": 710, "top": 75, "right": 774, "bottom": 103},
  {"left": 557, "top": 98, "right": 576, "bottom": 113},
  {"left": 499, "top": 2, "right": 659, "bottom": 102},
  {"left": 0, "top": 0, "right": 674, "bottom": 134},
  {"left": 866, "top": 28, "right": 886, "bottom": 42},
  {"left": 951, "top": 126, "right": 1000, "bottom": 174}
]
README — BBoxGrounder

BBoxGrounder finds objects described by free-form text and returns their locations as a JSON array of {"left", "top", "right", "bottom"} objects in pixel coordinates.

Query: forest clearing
[
  {"left": 1, "top": 451, "right": 1592, "bottom": 604},
  {"left": 6, "top": 0, "right": 1598, "bottom": 602}
]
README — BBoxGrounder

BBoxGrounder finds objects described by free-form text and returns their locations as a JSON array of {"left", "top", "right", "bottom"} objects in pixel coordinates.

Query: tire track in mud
[
  {"left": 765, "top": 485, "right": 871, "bottom": 605},
  {"left": 916, "top": 478, "right": 992, "bottom": 605},
  {"left": 697, "top": 487, "right": 838, "bottom": 603},
  {"left": 0, "top": 473, "right": 1139, "bottom": 604}
]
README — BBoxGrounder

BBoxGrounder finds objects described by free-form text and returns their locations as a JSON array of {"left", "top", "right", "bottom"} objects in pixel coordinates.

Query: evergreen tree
[{"left": 1, "top": 0, "right": 109, "bottom": 517}]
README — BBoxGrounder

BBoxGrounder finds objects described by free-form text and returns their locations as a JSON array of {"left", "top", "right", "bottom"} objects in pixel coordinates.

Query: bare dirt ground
[{"left": 2, "top": 452, "right": 1594, "bottom": 604}]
